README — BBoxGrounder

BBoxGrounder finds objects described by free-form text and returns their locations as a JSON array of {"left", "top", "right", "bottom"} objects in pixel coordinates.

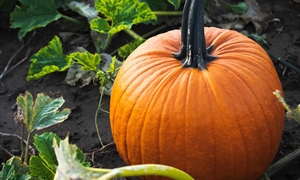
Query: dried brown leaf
[{"left": 240, "top": 0, "right": 272, "bottom": 34}]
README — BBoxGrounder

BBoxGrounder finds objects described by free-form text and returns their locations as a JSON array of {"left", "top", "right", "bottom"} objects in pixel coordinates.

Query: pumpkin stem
[{"left": 173, "top": 0, "right": 216, "bottom": 70}]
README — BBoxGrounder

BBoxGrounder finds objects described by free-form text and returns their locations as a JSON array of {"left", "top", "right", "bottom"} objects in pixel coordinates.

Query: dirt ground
[{"left": 1, "top": 0, "right": 300, "bottom": 179}]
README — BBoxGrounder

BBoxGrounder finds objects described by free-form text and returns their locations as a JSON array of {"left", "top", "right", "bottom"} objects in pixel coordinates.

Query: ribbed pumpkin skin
[{"left": 110, "top": 27, "right": 284, "bottom": 180}]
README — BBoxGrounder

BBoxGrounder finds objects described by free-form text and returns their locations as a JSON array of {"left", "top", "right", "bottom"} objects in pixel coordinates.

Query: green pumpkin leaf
[
  {"left": 166, "top": 0, "right": 181, "bottom": 10},
  {"left": 30, "top": 132, "right": 89, "bottom": 180},
  {"left": 0, "top": 164, "right": 16, "bottom": 180},
  {"left": 27, "top": 36, "right": 71, "bottom": 81},
  {"left": 53, "top": 136, "right": 100, "bottom": 179},
  {"left": 118, "top": 38, "right": 145, "bottom": 59},
  {"left": 224, "top": 2, "right": 247, "bottom": 14},
  {"left": 90, "top": 18, "right": 113, "bottom": 34},
  {"left": 16, "top": 91, "right": 71, "bottom": 133},
  {"left": 107, "top": 56, "right": 119, "bottom": 74},
  {"left": 75, "top": 146, "right": 91, "bottom": 167},
  {"left": 30, "top": 132, "right": 61, "bottom": 179},
  {"left": 0, "top": 157, "right": 31, "bottom": 180},
  {"left": 10, "top": 0, "right": 62, "bottom": 40},
  {"left": 29, "top": 156, "right": 54, "bottom": 180},
  {"left": 6, "top": 157, "right": 30, "bottom": 176},
  {"left": 68, "top": 51, "right": 101, "bottom": 71},
  {"left": 90, "top": 0, "right": 156, "bottom": 35}
]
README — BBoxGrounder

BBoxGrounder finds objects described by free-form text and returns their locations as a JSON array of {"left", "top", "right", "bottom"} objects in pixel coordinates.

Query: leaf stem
[
  {"left": 173, "top": 0, "right": 215, "bottom": 70},
  {"left": 262, "top": 173, "right": 270, "bottom": 180},
  {"left": 98, "top": 164, "right": 194, "bottom": 180},
  {"left": 82, "top": 165, "right": 111, "bottom": 173},
  {"left": 61, "top": 15, "right": 84, "bottom": 26},
  {"left": 95, "top": 87, "right": 105, "bottom": 148},
  {"left": 24, "top": 131, "right": 31, "bottom": 164},
  {"left": 20, "top": 124, "right": 25, "bottom": 160},
  {"left": 123, "top": 29, "right": 144, "bottom": 40},
  {"left": 273, "top": 90, "right": 291, "bottom": 112},
  {"left": 153, "top": 11, "right": 183, "bottom": 16},
  {"left": 101, "top": 34, "right": 113, "bottom": 52},
  {"left": 264, "top": 48, "right": 300, "bottom": 74},
  {"left": 142, "top": 24, "right": 169, "bottom": 38},
  {"left": 273, "top": 90, "right": 300, "bottom": 123},
  {"left": 265, "top": 148, "right": 300, "bottom": 178}
]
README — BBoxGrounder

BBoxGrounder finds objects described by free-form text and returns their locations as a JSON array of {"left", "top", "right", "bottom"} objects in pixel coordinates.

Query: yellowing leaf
[
  {"left": 0, "top": 157, "right": 31, "bottom": 180},
  {"left": 30, "top": 156, "right": 54, "bottom": 180},
  {"left": 27, "top": 36, "right": 71, "bottom": 81},
  {"left": 90, "top": 18, "right": 113, "bottom": 34},
  {"left": 274, "top": 90, "right": 300, "bottom": 123},
  {"left": 90, "top": 0, "right": 156, "bottom": 34},
  {"left": 16, "top": 91, "right": 71, "bottom": 133},
  {"left": 118, "top": 38, "right": 145, "bottom": 59},
  {"left": 53, "top": 136, "right": 108, "bottom": 180},
  {"left": 68, "top": 51, "right": 101, "bottom": 71}
]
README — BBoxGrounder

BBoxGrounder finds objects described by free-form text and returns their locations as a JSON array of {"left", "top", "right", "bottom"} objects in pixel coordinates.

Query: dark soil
[{"left": 1, "top": 0, "right": 300, "bottom": 179}]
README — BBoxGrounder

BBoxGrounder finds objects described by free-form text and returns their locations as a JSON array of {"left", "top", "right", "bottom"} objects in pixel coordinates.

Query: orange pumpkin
[{"left": 110, "top": 0, "right": 284, "bottom": 179}]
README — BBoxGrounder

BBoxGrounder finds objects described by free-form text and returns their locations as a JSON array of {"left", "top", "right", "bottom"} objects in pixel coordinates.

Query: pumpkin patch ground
[{"left": 1, "top": 0, "right": 300, "bottom": 179}]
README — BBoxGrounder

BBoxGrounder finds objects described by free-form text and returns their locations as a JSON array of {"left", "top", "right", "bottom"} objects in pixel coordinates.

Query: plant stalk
[
  {"left": 262, "top": 173, "right": 270, "bottom": 180},
  {"left": 101, "top": 34, "right": 113, "bottom": 52},
  {"left": 111, "top": 25, "right": 169, "bottom": 56},
  {"left": 173, "top": 0, "right": 215, "bottom": 70},
  {"left": 98, "top": 164, "right": 194, "bottom": 180},
  {"left": 153, "top": 11, "right": 183, "bottom": 16},
  {"left": 264, "top": 48, "right": 300, "bottom": 74},
  {"left": 24, "top": 132, "right": 31, "bottom": 164},
  {"left": 263, "top": 148, "right": 300, "bottom": 178},
  {"left": 142, "top": 24, "right": 169, "bottom": 38},
  {"left": 123, "top": 29, "right": 144, "bottom": 41},
  {"left": 61, "top": 15, "right": 84, "bottom": 26},
  {"left": 95, "top": 87, "right": 106, "bottom": 148},
  {"left": 20, "top": 124, "right": 25, "bottom": 161}
]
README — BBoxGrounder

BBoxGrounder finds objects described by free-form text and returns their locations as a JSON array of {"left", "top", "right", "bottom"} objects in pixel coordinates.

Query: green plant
[
  {"left": 89, "top": 0, "right": 157, "bottom": 52},
  {"left": 274, "top": 90, "right": 300, "bottom": 124},
  {"left": 109, "top": 0, "right": 285, "bottom": 179},
  {"left": 0, "top": 131, "right": 194, "bottom": 180},
  {"left": 0, "top": 92, "right": 193, "bottom": 179},
  {"left": 8, "top": 0, "right": 183, "bottom": 54},
  {"left": 15, "top": 91, "right": 71, "bottom": 164},
  {"left": 0, "top": 132, "right": 84, "bottom": 179},
  {"left": 256, "top": 90, "right": 300, "bottom": 179},
  {"left": 21, "top": 0, "right": 183, "bottom": 149},
  {"left": 9, "top": 0, "right": 85, "bottom": 40},
  {"left": 23, "top": 0, "right": 183, "bottom": 76},
  {"left": 24, "top": 35, "right": 121, "bottom": 147},
  {"left": 220, "top": 0, "right": 247, "bottom": 14},
  {"left": 2, "top": 0, "right": 300, "bottom": 179},
  {"left": 53, "top": 135, "right": 194, "bottom": 180}
]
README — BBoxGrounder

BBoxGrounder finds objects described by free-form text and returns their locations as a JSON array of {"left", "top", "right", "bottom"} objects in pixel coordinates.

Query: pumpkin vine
[{"left": 174, "top": 0, "right": 215, "bottom": 70}]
